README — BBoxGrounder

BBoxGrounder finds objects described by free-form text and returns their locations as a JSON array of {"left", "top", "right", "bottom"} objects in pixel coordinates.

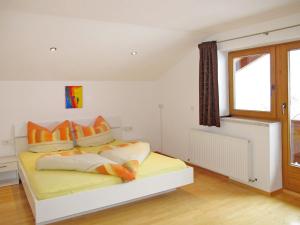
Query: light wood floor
[{"left": 1, "top": 167, "right": 300, "bottom": 225}]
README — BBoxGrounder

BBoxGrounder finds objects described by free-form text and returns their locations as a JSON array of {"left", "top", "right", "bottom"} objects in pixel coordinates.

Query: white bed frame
[{"left": 14, "top": 117, "right": 194, "bottom": 225}]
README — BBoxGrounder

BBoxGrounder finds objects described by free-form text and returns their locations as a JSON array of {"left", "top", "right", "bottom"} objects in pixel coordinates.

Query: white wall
[
  {"left": 158, "top": 48, "right": 198, "bottom": 159},
  {"left": 157, "top": 13, "right": 300, "bottom": 159},
  {"left": 157, "top": 48, "right": 229, "bottom": 159},
  {"left": 209, "top": 13, "right": 300, "bottom": 52},
  {"left": 0, "top": 81, "right": 160, "bottom": 156}
]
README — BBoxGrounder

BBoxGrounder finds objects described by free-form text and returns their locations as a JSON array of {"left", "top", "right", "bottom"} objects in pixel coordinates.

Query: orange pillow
[
  {"left": 27, "top": 120, "right": 74, "bottom": 152},
  {"left": 72, "top": 116, "right": 114, "bottom": 147}
]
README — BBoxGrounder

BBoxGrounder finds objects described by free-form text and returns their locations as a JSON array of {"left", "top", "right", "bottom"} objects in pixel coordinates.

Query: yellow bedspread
[{"left": 19, "top": 140, "right": 187, "bottom": 200}]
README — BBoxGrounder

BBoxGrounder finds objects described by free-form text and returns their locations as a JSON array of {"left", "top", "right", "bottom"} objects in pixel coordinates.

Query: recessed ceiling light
[
  {"left": 50, "top": 47, "right": 57, "bottom": 52},
  {"left": 131, "top": 51, "right": 137, "bottom": 56}
]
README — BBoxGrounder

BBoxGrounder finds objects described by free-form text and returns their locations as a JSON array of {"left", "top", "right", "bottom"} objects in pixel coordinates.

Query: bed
[{"left": 14, "top": 117, "right": 194, "bottom": 225}]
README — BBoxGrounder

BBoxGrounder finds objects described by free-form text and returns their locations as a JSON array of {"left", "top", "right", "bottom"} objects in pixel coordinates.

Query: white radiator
[{"left": 189, "top": 129, "right": 252, "bottom": 183}]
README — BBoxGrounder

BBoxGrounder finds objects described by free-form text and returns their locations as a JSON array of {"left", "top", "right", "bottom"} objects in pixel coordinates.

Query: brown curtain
[{"left": 198, "top": 41, "right": 220, "bottom": 127}]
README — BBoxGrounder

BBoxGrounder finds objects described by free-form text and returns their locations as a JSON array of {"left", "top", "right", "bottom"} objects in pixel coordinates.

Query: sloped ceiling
[{"left": 0, "top": 0, "right": 299, "bottom": 81}]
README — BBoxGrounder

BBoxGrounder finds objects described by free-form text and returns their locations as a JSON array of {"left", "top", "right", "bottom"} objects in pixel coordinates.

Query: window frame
[{"left": 228, "top": 46, "right": 277, "bottom": 120}]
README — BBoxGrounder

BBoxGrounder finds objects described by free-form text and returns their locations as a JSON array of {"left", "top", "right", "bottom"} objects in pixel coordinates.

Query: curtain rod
[{"left": 217, "top": 24, "right": 300, "bottom": 44}]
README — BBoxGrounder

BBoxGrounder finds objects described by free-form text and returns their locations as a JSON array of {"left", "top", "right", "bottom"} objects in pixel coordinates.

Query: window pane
[
  {"left": 289, "top": 49, "right": 300, "bottom": 166},
  {"left": 233, "top": 53, "right": 271, "bottom": 111}
]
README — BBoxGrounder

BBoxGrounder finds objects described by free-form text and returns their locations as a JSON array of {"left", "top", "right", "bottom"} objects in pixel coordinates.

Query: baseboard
[
  {"left": 283, "top": 189, "right": 300, "bottom": 198},
  {"left": 154, "top": 151, "right": 174, "bottom": 158},
  {"left": 154, "top": 151, "right": 285, "bottom": 196},
  {"left": 229, "top": 179, "right": 282, "bottom": 196},
  {"left": 270, "top": 189, "right": 283, "bottom": 196},
  {"left": 155, "top": 151, "right": 284, "bottom": 196}
]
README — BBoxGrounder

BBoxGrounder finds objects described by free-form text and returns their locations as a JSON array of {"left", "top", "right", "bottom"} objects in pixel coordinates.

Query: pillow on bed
[
  {"left": 27, "top": 120, "right": 74, "bottom": 152},
  {"left": 72, "top": 116, "right": 114, "bottom": 147}
]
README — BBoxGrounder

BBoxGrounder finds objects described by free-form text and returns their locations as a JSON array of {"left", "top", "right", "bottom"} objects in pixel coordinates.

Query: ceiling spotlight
[
  {"left": 50, "top": 47, "right": 57, "bottom": 52},
  {"left": 131, "top": 51, "right": 137, "bottom": 56}
]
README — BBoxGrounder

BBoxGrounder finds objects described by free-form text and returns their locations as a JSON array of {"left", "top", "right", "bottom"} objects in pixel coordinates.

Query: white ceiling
[{"left": 0, "top": 0, "right": 299, "bottom": 81}]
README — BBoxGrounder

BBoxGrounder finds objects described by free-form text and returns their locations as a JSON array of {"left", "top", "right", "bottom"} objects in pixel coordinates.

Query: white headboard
[{"left": 14, "top": 117, "right": 122, "bottom": 154}]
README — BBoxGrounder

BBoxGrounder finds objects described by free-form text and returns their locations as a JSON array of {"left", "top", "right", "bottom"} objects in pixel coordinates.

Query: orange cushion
[
  {"left": 72, "top": 116, "right": 114, "bottom": 147},
  {"left": 27, "top": 120, "right": 72, "bottom": 144},
  {"left": 72, "top": 116, "right": 111, "bottom": 140}
]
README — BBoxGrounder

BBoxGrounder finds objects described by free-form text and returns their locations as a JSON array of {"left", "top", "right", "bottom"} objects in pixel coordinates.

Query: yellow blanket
[{"left": 19, "top": 140, "right": 187, "bottom": 200}]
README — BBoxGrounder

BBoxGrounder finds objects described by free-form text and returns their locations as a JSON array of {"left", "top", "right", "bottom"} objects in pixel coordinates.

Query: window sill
[{"left": 221, "top": 117, "right": 280, "bottom": 127}]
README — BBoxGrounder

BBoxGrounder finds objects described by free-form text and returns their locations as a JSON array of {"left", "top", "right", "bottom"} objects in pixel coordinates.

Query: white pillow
[{"left": 76, "top": 130, "right": 114, "bottom": 147}]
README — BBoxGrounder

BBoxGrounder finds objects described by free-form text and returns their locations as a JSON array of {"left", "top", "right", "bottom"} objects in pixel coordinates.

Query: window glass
[{"left": 233, "top": 53, "right": 271, "bottom": 112}]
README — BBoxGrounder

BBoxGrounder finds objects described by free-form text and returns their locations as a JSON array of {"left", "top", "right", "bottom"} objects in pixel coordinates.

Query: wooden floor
[{"left": 1, "top": 167, "right": 300, "bottom": 225}]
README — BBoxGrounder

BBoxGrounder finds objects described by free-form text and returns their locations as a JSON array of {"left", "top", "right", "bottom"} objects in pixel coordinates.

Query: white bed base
[{"left": 14, "top": 117, "right": 194, "bottom": 225}]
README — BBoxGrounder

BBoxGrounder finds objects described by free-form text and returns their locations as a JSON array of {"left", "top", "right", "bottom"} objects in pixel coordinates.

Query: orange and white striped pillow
[
  {"left": 72, "top": 116, "right": 114, "bottom": 147},
  {"left": 27, "top": 120, "right": 74, "bottom": 152}
]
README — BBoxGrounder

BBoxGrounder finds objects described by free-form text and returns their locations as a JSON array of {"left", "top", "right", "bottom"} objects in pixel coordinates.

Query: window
[{"left": 228, "top": 46, "right": 276, "bottom": 119}]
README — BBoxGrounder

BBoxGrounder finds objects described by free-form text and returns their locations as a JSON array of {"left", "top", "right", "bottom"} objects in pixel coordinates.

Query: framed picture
[{"left": 65, "top": 86, "right": 83, "bottom": 108}]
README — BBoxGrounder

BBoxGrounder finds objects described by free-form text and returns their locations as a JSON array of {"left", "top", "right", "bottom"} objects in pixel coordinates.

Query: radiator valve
[{"left": 248, "top": 178, "right": 258, "bottom": 183}]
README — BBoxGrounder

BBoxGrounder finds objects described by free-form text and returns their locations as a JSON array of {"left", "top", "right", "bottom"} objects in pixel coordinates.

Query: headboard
[{"left": 14, "top": 117, "right": 122, "bottom": 154}]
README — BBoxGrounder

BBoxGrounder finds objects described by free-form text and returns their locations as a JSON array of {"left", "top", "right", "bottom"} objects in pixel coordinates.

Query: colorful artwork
[{"left": 65, "top": 86, "right": 83, "bottom": 108}]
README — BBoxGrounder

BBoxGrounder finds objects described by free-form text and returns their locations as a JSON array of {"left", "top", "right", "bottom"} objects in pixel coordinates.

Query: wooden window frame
[
  {"left": 277, "top": 40, "right": 300, "bottom": 193},
  {"left": 228, "top": 46, "right": 277, "bottom": 120}
]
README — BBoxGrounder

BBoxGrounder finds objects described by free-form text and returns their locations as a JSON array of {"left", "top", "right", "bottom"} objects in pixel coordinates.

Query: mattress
[{"left": 19, "top": 140, "right": 187, "bottom": 200}]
